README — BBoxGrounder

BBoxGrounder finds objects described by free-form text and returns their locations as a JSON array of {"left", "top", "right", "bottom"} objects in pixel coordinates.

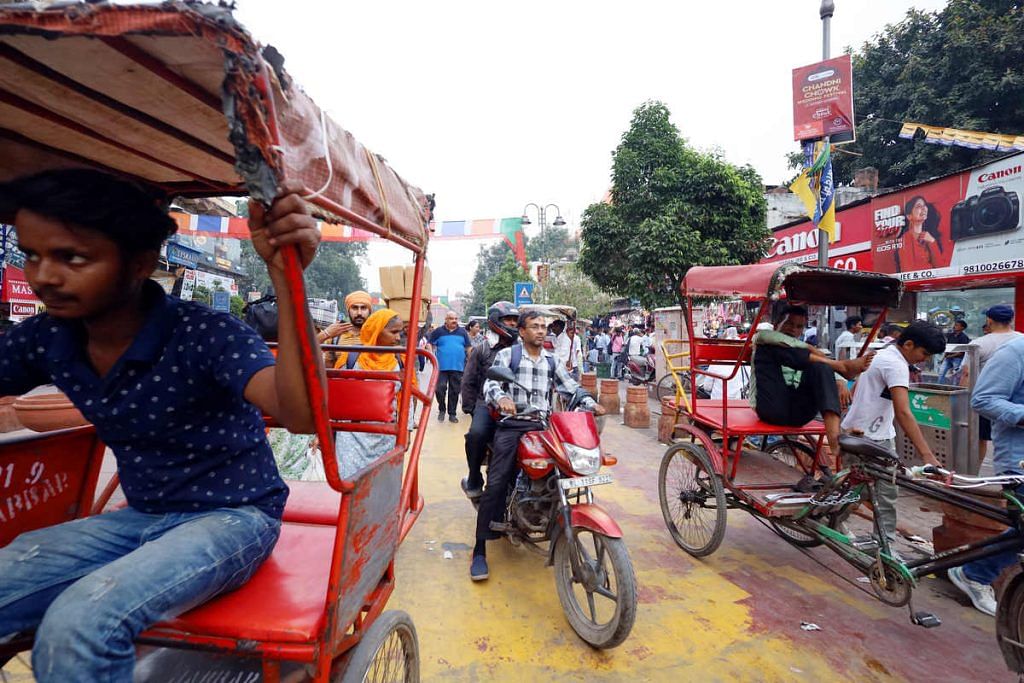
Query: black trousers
[
  {"left": 475, "top": 421, "right": 542, "bottom": 543},
  {"left": 435, "top": 370, "right": 462, "bottom": 416},
  {"left": 464, "top": 403, "right": 496, "bottom": 489},
  {"left": 753, "top": 345, "right": 841, "bottom": 426}
]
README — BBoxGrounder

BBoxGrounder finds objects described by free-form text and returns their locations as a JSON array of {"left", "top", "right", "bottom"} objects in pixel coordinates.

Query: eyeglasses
[{"left": 523, "top": 324, "right": 547, "bottom": 331}]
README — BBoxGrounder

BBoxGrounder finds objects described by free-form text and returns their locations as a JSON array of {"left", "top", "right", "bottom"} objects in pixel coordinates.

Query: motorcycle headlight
[{"left": 565, "top": 444, "right": 601, "bottom": 476}]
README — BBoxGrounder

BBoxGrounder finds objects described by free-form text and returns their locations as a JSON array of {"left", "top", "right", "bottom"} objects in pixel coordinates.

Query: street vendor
[
  {"left": 748, "top": 304, "right": 872, "bottom": 472},
  {"left": 0, "top": 169, "right": 322, "bottom": 681}
]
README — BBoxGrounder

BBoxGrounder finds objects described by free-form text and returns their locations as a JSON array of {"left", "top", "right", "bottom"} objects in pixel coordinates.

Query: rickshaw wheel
[
  {"left": 654, "top": 374, "right": 681, "bottom": 403},
  {"left": 996, "top": 566, "right": 1024, "bottom": 673},
  {"left": 336, "top": 610, "right": 419, "bottom": 683},
  {"left": 765, "top": 439, "right": 816, "bottom": 475},
  {"left": 768, "top": 518, "right": 824, "bottom": 548},
  {"left": 658, "top": 443, "right": 727, "bottom": 557},
  {"left": 868, "top": 564, "right": 912, "bottom": 607}
]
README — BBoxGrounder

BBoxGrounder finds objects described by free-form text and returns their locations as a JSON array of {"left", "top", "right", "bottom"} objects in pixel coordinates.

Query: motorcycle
[
  {"left": 478, "top": 366, "right": 637, "bottom": 649},
  {"left": 624, "top": 349, "right": 656, "bottom": 386}
]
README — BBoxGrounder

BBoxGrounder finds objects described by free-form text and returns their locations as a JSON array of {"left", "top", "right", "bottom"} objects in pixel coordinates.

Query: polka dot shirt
[{"left": 0, "top": 282, "right": 288, "bottom": 518}]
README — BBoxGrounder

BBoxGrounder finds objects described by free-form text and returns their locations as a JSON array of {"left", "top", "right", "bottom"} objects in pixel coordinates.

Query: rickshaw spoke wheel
[
  {"left": 336, "top": 610, "right": 419, "bottom": 683},
  {"left": 868, "top": 564, "right": 912, "bottom": 607},
  {"left": 765, "top": 439, "right": 816, "bottom": 476},
  {"left": 658, "top": 443, "right": 727, "bottom": 557},
  {"left": 553, "top": 529, "right": 637, "bottom": 649}
]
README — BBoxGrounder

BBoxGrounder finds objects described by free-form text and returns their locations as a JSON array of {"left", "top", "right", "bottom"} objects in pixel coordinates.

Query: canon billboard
[
  {"left": 870, "top": 153, "right": 1024, "bottom": 282},
  {"left": 762, "top": 203, "right": 873, "bottom": 271}
]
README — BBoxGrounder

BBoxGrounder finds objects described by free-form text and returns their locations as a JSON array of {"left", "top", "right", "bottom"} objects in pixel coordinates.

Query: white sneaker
[{"left": 948, "top": 566, "right": 996, "bottom": 617}]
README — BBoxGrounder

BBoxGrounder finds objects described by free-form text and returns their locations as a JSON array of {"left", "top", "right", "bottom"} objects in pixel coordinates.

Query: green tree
[
  {"left": 579, "top": 101, "right": 769, "bottom": 309},
  {"left": 539, "top": 264, "right": 613, "bottom": 320},
  {"left": 238, "top": 240, "right": 367, "bottom": 300},
  {"left": 229, "top": 295, "right": 245, "bottom": 318},
  {"left": 467, "top": 241, "right": 512, "bottom": 316},
  {"left": 525, "top": 224, "right": 577, "bottom": 263},
  {"left": 192, "top": 285, "right": 212, "bottom": 306},
  {"left": 483, "top": 254, "right": 534, "bottom": 311},
  {"left": 826, "top": 1, "right": 1024, "bottom": 187}
]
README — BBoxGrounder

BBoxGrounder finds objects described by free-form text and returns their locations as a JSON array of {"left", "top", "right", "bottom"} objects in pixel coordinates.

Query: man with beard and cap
[{"left": 332, "top": 290, "right": 373, "bottom": 369}]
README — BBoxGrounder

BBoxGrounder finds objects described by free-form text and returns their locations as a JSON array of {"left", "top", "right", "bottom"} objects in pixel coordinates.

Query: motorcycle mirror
[{"left": 487, "top": 366, "right": 517, "bottom": 384}]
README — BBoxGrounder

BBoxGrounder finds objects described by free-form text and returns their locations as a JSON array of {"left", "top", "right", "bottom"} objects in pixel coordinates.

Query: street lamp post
[
  {"left": 818, "top": 0, "right": 835, "bottom": 351},
  {"left": 521, "top": 202, "right": 565, "bottom": 303}
]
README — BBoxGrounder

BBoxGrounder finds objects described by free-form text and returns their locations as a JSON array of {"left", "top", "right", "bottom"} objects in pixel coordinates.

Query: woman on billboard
[{"left": 897, "top": 195, "right": 945, "bottom": 271}]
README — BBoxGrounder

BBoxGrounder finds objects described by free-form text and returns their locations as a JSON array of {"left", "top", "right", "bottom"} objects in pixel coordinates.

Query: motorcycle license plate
[{"left": 560, "top": 473, "right": 613, "bottom": 490}]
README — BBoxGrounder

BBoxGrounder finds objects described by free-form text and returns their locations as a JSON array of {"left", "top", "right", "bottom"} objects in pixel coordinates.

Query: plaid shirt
[{"left": 484, "top": 344, "right": 594, "bottom": 414}]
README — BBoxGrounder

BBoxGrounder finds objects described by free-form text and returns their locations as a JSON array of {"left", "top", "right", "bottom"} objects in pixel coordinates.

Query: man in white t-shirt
[
  {"left": 841, "top": 320, "right": 945, "bottom": 541},
  {"left": 960, "top": 305, "right": 1022, "bottom": 461}
]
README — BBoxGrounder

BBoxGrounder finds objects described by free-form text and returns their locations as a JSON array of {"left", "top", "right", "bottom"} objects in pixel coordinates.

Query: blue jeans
[
  {"left": 937, "top": 356, "right": 963, "bottom": 384},
  {"left": 963, "top": 484, "right": 1024, "bottom": 586},
  {"left": 0, "top": 505, "right": 280, "bottom": 682}
]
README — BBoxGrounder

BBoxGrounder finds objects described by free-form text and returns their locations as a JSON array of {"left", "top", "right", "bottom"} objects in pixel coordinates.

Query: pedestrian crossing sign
[{"left": 514, "top": 282, "right": 534, "bottom": 306}]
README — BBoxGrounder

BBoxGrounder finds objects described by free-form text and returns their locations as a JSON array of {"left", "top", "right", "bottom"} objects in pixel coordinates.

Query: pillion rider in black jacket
[{"left": 460, "top": 301, "right": 520, "bottom": 499}]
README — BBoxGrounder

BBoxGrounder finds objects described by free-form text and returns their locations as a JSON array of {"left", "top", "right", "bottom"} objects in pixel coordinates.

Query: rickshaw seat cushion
[
  {"left": 281, "top": 480, "right": 340, "bottom": 525},
  {"left": 327, "top": 377, "right": 396, "bottom": 423},
  {"left": 147, "top": 522, "right": 333, "bottom": 643},
  {"left": 692, "top": 403, "right": 825, "bottom": 435},
  {"left": 838, "top": 434, "right": 900, "bottom": 465}
]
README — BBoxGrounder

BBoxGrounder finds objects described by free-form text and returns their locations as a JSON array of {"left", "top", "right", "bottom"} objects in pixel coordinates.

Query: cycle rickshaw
[
  {"left": 0, "top": 2, "right": 436, "bottom": 680},
  {"left": 658, "top": 262, "right": 1024, "bottom": 628}
]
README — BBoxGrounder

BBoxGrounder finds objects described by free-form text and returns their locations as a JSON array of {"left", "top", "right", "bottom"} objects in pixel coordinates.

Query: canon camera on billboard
[{"left": 870, "top": 153, "right": 1024, "bottom": 281}]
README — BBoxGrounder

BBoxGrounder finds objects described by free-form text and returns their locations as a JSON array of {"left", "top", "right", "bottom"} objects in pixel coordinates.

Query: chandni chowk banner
[{"left": 871, "top": 154, "right": 1024, "bottom": 282}]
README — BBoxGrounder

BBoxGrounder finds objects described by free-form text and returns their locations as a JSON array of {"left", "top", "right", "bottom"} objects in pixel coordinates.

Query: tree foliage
[
  {"left": 466, "top": 241, "right": 511, "bottom": 316},
  {"left": 238, "top": 240, "right": 366, "bottom": 301},
  {"left": 482, "top": 254, "right": 534, "bottom": 312},
  {"left": 539, "top": 265, "right": 612, "bottom": 320},
  {"left": 579, "top": 101, "right": 769, "bottom": 309},
  {"left": 525, "top": 224, "right": 577, "bottom": 263},
  {"left": 830, "top": 0, "right": 1024, "bottom": 187}
]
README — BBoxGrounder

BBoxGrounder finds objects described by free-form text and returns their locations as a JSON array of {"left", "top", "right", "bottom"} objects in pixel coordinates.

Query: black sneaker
[
  {"left": 449, "top": 415, "right": 459, "bottom": 424},
  {"left": 437, "top": 412, "right": 445, "bottom": 422},
  {"left": 792, "top": 474, "right": 824, "bottom": 493},
  {"left": 461, "top": 477, "right": 483, "bottom": 499}
]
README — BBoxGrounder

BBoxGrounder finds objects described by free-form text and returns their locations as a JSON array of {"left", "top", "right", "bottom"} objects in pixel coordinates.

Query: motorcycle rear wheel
[{"left": 553, "top": 528, "right": 637, "bottom": 649}]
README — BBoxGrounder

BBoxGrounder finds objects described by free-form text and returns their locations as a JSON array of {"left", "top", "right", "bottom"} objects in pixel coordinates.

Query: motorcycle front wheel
[{"left": 553, "top": 527, "right": 637, "bottom": 649}]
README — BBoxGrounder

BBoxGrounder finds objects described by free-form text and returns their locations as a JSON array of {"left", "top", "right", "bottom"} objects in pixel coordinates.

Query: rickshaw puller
[
  {"left": 0, "top": 170, "right": 322, "bottom": 682},
  {"left": 459, "top": 301, "right": 519, "bottom": 499},
  {"left": 472, "top": 310, "right": 605, "bottom": 581},
  {"left": 748, "top": 305, "right": 872, "bottom": 468}
]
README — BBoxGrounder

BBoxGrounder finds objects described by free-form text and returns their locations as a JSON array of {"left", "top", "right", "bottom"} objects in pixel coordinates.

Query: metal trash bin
[
  {"left": 895, "top": 381, "right": 979, "bottom": 474},
  {"left": 596, "top": 362, "right": 611, "bottom": 379}
]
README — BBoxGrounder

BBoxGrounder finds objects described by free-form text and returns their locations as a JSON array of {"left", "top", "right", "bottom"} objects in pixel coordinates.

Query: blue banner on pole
[{"left": 212, "top": 290, "right": 231, "bottom": 312}]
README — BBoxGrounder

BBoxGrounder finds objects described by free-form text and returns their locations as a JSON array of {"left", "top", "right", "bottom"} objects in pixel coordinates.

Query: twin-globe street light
[{"left": 521, "top": 203, "right": 565, "bottom": 304}]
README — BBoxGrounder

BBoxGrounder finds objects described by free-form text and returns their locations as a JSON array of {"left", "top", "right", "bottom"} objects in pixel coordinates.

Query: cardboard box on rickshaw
[{"left": 380, "top": 265, "right": 431, "bottom": 322}]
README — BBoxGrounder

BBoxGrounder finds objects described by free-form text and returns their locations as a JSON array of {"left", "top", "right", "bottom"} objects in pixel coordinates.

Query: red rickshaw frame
[
  {"left": 675, "top": 262, "right": 902, "bottom": 514},
  {"left": 0, "top": 2, "right": 436, "bottom": 679}
]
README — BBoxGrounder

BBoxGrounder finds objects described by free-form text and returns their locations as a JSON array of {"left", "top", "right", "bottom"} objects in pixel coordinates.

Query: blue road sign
[
  {"left": 212, "top": 290, "right": 231, "bottom": 312},
  {"left": 513, "top": 282, "right": 534, "bottom": 306}
]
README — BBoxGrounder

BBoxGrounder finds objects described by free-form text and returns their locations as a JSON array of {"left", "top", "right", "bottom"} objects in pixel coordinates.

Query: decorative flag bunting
[
  {"left": 171, "top": 211, "right": 522, "bottom": 243},
  {"left": 898, "top": 122, "right": 1024, "bottom": 152},
  {"left": 499, "top": 217, "right": 528, "bottom": 270}
]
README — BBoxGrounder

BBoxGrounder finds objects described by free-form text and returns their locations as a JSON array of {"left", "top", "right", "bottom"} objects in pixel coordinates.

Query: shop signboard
[
  {"left": 166, "top": 241, "right": 201, "bottom": 268},
  {"left": 178, "top": 268, "right": 197, "bottom": 302},
  {"left": 211, "top": 290, "right": 231, "bottom": 313},
  {"left": 2, "top": 265, "right": 38, "bottom": 304},
  {"left": 10, "top": 302, "right": 39, "bottom": 318},
  {"left": 762, "top": 203, "right": 873, "bottom": 271},
  {"left": 792, "top": 54, "right": 855, "bottom": 143},
  {"left": 870, "top": 153, "right": 1024, "bottom": 283}
]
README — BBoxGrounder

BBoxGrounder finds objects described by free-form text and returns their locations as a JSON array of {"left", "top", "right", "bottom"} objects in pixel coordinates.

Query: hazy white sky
[{"left": 233, "top": 0, "right": 948, "bottom": 297}]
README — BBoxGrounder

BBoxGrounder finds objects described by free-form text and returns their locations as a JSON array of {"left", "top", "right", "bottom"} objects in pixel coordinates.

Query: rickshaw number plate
[{"left": 560, "top": 474, "right": 613, "bottom": 490}]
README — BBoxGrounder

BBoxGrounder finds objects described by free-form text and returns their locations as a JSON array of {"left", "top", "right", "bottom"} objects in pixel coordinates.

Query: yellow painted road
[{"left": 392, "top": 415, "right": 1008, "bottom": 682}]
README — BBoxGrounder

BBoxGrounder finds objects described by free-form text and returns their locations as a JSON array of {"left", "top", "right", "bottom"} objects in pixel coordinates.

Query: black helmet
[{"left": 487, "top": 301, "right": 519, "bottom": 345}]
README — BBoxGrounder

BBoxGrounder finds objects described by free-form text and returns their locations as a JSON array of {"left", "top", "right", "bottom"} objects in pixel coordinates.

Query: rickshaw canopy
[
  {"left": 0, "top": 0, "right": 431, "bottom": 251},
  {"left": 682, "top": 263, "right": 902, "bottom": 308},
  {"left": 519, "top": 304, "right": 578, "bottom": 322}
]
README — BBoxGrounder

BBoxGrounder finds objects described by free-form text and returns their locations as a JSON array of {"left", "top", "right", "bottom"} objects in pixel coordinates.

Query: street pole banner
[{"left": 792, "top": 54, "right": 855, "bottom": 143}]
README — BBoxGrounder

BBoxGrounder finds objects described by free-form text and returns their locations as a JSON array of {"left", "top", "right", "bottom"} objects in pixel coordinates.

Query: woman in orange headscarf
[{"left": 304, "top": 309, "right": 411, "bottom": 480}]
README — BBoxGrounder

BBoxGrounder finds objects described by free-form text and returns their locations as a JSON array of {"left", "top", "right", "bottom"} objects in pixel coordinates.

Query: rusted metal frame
[
  {"left": 860, "top": 306, "right": 888, "bottom": 355},
  {"left": 91, "top": 470, "right": 120, "bottom": 515},
  {"left": 311, "top": 193, "right": 424, "bottom": 253},
  {"left": 99, "top": 36, "right": 223, "bottom": 111},
  {"left": 251, "top": 61, "right": 343, "bottom": 496},
  {"left": 327, "top": 572, "right": 397, "bottom": 673},
  {"left": 135, "top": 631, "right": 317, "bottom": 661},
  {"left": 331, "top": 421, "right": 399, "bottom": 436},
  {"left": 0, "top": 88, "right": 223, "bottom": 188},
  {"left": 399, "top": 351, "right": 438, "bottom": 534},
  {"left": 0, "top": 43, "right": 235, "bottom": 165},
  {"left": 316, "top": 488, "right": 354, "bottom": 680},
  {"left": 74, "top": 430, "right": 106, "bottom": 518},
  {"left": 672, "top": 422, "right": 726, "bottom": 475},
  {"left": 394, "top": 255, "right": 425, "bottom": 449}
]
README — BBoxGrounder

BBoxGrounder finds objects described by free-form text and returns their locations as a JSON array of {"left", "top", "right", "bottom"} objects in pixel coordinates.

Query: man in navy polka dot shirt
[{"left": 0, "top": 169, "right": 324, "bottom": 681}]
